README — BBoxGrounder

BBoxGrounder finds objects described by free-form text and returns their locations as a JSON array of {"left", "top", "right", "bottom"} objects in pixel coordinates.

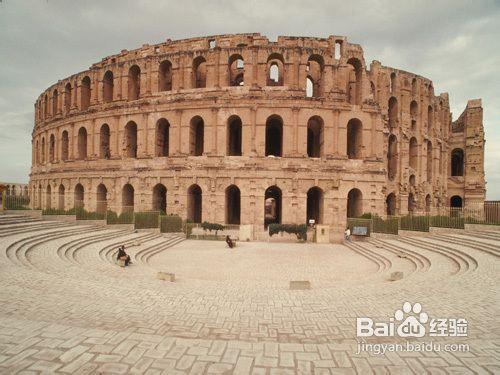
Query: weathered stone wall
[{"left": 29, "top": 33, "right": 485, "bottom": 239}]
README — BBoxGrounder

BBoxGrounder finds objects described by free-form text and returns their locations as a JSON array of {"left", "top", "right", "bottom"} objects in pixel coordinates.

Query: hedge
[
  {"left": 268, "top": 223, "right": 307, "bottom": 241},
  {"left": 160, "top": 215, "right": 183, "bottom": 233},
  {"left": 134, "top": 211, "right": 160, "bottom": 229}
]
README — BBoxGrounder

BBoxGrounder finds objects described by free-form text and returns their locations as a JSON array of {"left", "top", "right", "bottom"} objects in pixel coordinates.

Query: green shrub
[
  {"left": 5, "top": 196, "right": 30, "bottom": 210},
  {"left": 184, "top": 222, "right": 196, "bottom": 237},
  {"left": 400, "top": 215, "right": 429, "bottom": 232},
  {"left": 201, "top": 222, "right": 225, "bottom": 235},
  {"left": 430, "top": 215, "right": 464, "bottom": 229},
  {"left": 106, "top": 210, "right": 133, "bottom": 224},
  {"left": 160, "top": 215, "right": 183, "bottom": 233},
  {"left": 134, "top": 211, "right": 160, "bottom": 229},
  {"left": 42, "top": 208, "right": 69, "bottom": 215},
  {"left": 268, "top": 223, "right": 307, "bottom": 241}
]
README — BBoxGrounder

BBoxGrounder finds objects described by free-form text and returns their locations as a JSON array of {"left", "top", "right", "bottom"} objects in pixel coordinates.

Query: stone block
[
  {"left": 315, "top": 225, "right": 330, "bottom": 243},
  {"left": 289, "top": 281, "right": 310, "bottom": 290},
  {"left": 157, "top": 272, "right": 175, "bottom": 282}
]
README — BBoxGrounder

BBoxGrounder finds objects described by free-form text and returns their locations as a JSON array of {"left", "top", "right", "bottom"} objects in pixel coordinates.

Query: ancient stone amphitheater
[{"left": 29, "top": 34, "right": 485, "bottom": 241}]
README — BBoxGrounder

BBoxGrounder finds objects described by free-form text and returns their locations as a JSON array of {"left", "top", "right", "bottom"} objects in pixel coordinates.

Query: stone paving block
[
  {"left": 59, "top": 353, "right": 94, "bottom": 373},
  {"left": 97, "top": 362, "right": 130, "bottom": 374}
]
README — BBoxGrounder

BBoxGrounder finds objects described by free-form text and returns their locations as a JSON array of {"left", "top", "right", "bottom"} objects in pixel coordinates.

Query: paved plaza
[{"left": 0, "top": 214, "right": 498, "bottom": 374}]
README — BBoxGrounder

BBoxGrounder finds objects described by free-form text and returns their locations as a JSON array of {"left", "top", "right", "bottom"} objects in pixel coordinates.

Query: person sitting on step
[
  {"left": 117, "top": 245, "right": 131, "bottom": 266},
  {"left": 225, "top": 235, "right": 235, "bottom": 249}
]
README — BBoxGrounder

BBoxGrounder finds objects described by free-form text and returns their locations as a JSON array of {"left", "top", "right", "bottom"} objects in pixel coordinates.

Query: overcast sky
[{"left": 0, "top": 0, "right": 498, "bottom": 199}]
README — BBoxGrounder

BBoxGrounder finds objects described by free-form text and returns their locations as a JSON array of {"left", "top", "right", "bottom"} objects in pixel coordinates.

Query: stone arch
[
  {"left": 193, "top": 56, "right": 207, "bottom": 88},
  {"left": 74, "top": 183, "right": 84, "bottom": 209},
  {"left": 388, "top": 97, "right": 398, "bottom": 129},
  {"left": 37, "top": 184, "right": 42, "bottom": 209},
  {"left": 409, "top": 174, "right": 416, "bottom": 187},
  {"left": 265, "top": 115, "right": 283, "bottom": 157},
  {"left": 386, "top": 193, "right": 396, "bottom": 216},
  {"left": 306, "top": 77, "right": 314, "bottom": 98},
  {"left": 227, "top": 115, "right": 242, "bottom": 156},
  {"left": 306, "top": 54, "right": 324, "bottom": 97},
  {"left": 96, "top": 183, "right": 107, "bottom": 213},
  {"left": 58, "top": 184, "right": 65, "bottom": 210},
  {"left": 64, "top": 82, "right": 72, "bottom": 112},
  {"left": 390, "top": 72, "right": 396, "bottom": 94},
  {"left": 103, "top": 70, "right": 114, "bottom": 103},
  {"left": 152, "top": 183, "right": 167, "bottom": 213},
  {"left": 189, "top": 116, "right": 204, "bottom": 156},
  {"left": 100, "top": 124, "right": 111, "bottom": 159},
  {"left": 187, "top": 184, "right": 202, "bottom": 223},
  {"left": 41, "top": 137, "right": 46, "bottom": 163},
  {"left": 428, "top": 105, "right": 433, "bottom": 131},
  {"left": 307, "top": 186, "right": 323, "bottom": 224},
  {"left": 124, "top": 121, "right": 138, "bottom": 158},
  {"left": 346, "top": 58, "right": 362, "bottom": 105},
  {"left": 347, "top": 188, "right": 363, "bottom": 218},
  {"left": 225, "top": 184, "right": 241, "bottom": 225},
  {"left": 410, "top": 100, "right": 418, "bottom": 131},
  {"left": 158, "top": 60, "right": 173, "bottom": 91},
  {"left": 77, "top": 127, "right": 87, "bottom": 160},
  {"left": 35, "top": 140, "right": 39, "bottom": 165},
  {"left": 307, "top": 116, "right": 324, "bottom": 158},
  {"left": 427, "top": 141, "right": 433, "bottom": 182},
  {"left": 49, "top": 134, "right": 55, "bottom": 162},
  {"left": 347, "top": 118, "right": 362, "bottom": 159},
  {"left": 45, "top": 184, "right": 51, "bottom": 209},
  {"left": 409, "top": 137, "right": 418, "bottom": 170},
  {"left": 128, "top": 65, "right": 141, "bottom": 100},
  {"left": 44, "top": 94, "right": 48, "bottom": 119},
  {"left": 387, "top": 134, "right": 398, "bottom": 181},
  {"left": 411, "top": 78, "right": 418, "bottom": 96},
  {"left": 267, "top": 53, "right": 284, "bottom": 86},
  {"left": 228, "top": 54, "right": 244, "bottom": 86},
  {"left": 81, "top": 76, "right": 91, "bottom": 110},
  {"left": 156, "top": 119, "right": 170, "bottom": 157},
  {"left": 61, "top": 130, "right": 69, "bottom": 161},
  {"left": 122, "top": 183, "right": 134, "bottom": 213},
  {"left": 451, "top": 148, "right": 464, "bottom": 176},
  {"left": 264, "top": 185, "right": 282, "bottom": 227},
  {"left": 52, "top": 89, "right": 58, "bottom": 115},
  {"left": 450, "top": 195, "right": 463, "bottom": 208}
]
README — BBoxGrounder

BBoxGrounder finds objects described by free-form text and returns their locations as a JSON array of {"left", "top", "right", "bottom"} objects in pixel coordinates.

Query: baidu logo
[{"left": 357, "top": 302, "right": 467, "bottom": 338}]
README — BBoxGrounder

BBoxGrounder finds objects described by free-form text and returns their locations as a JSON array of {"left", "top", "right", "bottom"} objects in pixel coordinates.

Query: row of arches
[
  {"left": 388, "top": 96, "right": 437, "bottom": 133},
  {"left": 34, "top": 115, "right": 366, "bottom": 163},
  {"left": 36, "top": 183, "right": 365, "bottom": 225}
]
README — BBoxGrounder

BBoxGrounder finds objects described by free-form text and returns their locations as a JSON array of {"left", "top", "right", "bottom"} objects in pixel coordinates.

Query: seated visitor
[
  {"left": 225, "top": 235, "right": 234, "bottom": 249},
  {"left": 117, "top": 245, "right": 131, "bottom": 266},
  {"left": 344, "top": 227, "right": 351, "bottom": 242}
]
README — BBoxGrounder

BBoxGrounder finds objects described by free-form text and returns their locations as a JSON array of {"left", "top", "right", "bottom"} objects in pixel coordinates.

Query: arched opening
[
  {"left": 388, "top": 97, "right": 398, "bottom": 129},
  {"left": 96, "top": 184, "right": 107, "bottom": 214},
  {"left": 152, "top": 184, "right": 167, "bottom": 213},
  {"left": 264, "top": 186, "right": 282, "bottom": 227},
  {"left": 189, "top": 116, "right": 204, "bottom": 156},
  {"left": 193, "top": 56, "right": 207, "bottom": 88},
  {"left": 227, "top": 116, "right": 242, "bottom": 156},
  {"left": 390, "top": 72, "right": 396, "bottom": 94},
  {"left": 81, "top": 76, "right": 91, "bottom": 110},
  {"left": 122, "top": 184, "right": 134, "bottom": 213},
  {"left": 58, "top": 184, "right": 65, "bottom": 210},
  {"left": 387, "top": 134, "right": 398, "bottom": 181},
  {"left": 307, "top": 116, "right": 323, "bottom": 158},
  {"left": 156, "top": 119, "right": 170, "bottom": 157},
  {"left": 346, "top": 58, "right": 362, "bottom": 105},
  {"left": 74, "top": 183, "right": 84, "bottom": 209},
  {"left": 45, "top": 185, "right": 51, "bottom": 209},
  {"left": 103, "top": 70, "right": 114, "bottom": 103},
  {"left": 370, "top": 81, "right": 376, "bottom": 100},
  {"left": 450, "top": 195, "right": 463, "bottom": 208},
  {"left": 225, "top": 185, "right": 241, "bottom": 225},
  {"left": 265, "top": 115, "right": 283, "bottom": 157},
  {"left": 43, "top": 94, "right": 49, "bottom": 119},
  {"left": 409, "top": 174, "right": 416, "bottom": 187},
  {"left": 37, "top": 184, "right": 42, "bottom": 209},
  {"left": 158, "top": 60, "right": 172, "bottom": 91},
  {"left": 347, "top": 188, "right": 362, "bottom": 218},
  {"left": 408, "top": 193, "right": 416, "bottom": 214},
  {"left": 425, "top": 194, "right": 431, "bottom": 213},
  {"left": 128, "top": 65, "right": 141, "bottom": 100},
  {"left": 347, "top": 118, "right": 362, "bottom": 159},
  {"left": 410, "top": 100, "right": 418, "bottom": 131},
  {"left": 100, "top": 124, "right": 110, "bottom": 159},
  {"left": 77, "top": 127, "right": 87, "bottom": 160},
  {"left": 451, "top": 148, "right": 464, "bottom": 176},
  {"left": 411, "top": 78, "right": 417, "bottom": 96},
  {"left": 306, "top": 55, "right": 324, "bottom": 98},
  {"left": 52, "top": 89, "right": 58, "bottom": 115},
  {"left": 41, "top": 137, "right": 45, "bottom": 163},
  {"left": 61, "top": 130, "right": 69, "bottom": 161},
  {"left": 49, "top": 134, "right": 55, "bottom": 162},
  {"left": 307, "top": 187, "right": 323, "bottom": 224},
  {"left": 409, "top": 137, "right": 418, "bottom": 170},
  {"left": 228, "top": 54, "right": 244, "bottom": 86},
  {"left": 124, "top": 121, "right": 138, "bottom": 158},
  {"left": 427, "top": 141, "right": 433, "bottom": 182},
  {"left": 187, "top": 184, "right": 202, "bottom": 223},
  {"left": 64, "top": 82, "right": 72, "bottom": 112},
  {"left": 267, "top": 54, "right": 284, "bottom": 86},
  {"left": 386, "top": 193, "right": 396, "bottom": 216},
  {"left": 428, "top": 106, "right": 433, "bottom": 131},
  {"left": 35, "top": 141, "right": 39, "bottom": 165}
]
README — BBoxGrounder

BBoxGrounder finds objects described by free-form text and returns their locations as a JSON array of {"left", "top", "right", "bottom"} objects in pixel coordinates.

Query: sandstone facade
[{"left": 29, "top": 33, "right": 486, "bottom": 240}]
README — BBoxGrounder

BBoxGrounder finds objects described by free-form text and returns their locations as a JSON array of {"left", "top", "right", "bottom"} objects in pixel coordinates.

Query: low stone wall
[
  {"left": 106, "top": 224, "right": 135, "bottom": 230},
  {"left": 74, "top": 219, "right": 107, "bottom": 226},
  {"left": 5, "top": 209, "right": 42, "bottom": 218},
  {"left": 41, "top": 215, "right": 76, "bottom": 222},
  {"left": 136, "top": 228, "right": 160, "bottom": 234},
  {"left": 465, "top": 223, "right": 500, "bottom": 232}
]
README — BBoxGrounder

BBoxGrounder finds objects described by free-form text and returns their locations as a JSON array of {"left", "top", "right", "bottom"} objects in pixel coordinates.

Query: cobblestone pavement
[{"left": 0, "top": 215, "right": 499, "bottom": 374}]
